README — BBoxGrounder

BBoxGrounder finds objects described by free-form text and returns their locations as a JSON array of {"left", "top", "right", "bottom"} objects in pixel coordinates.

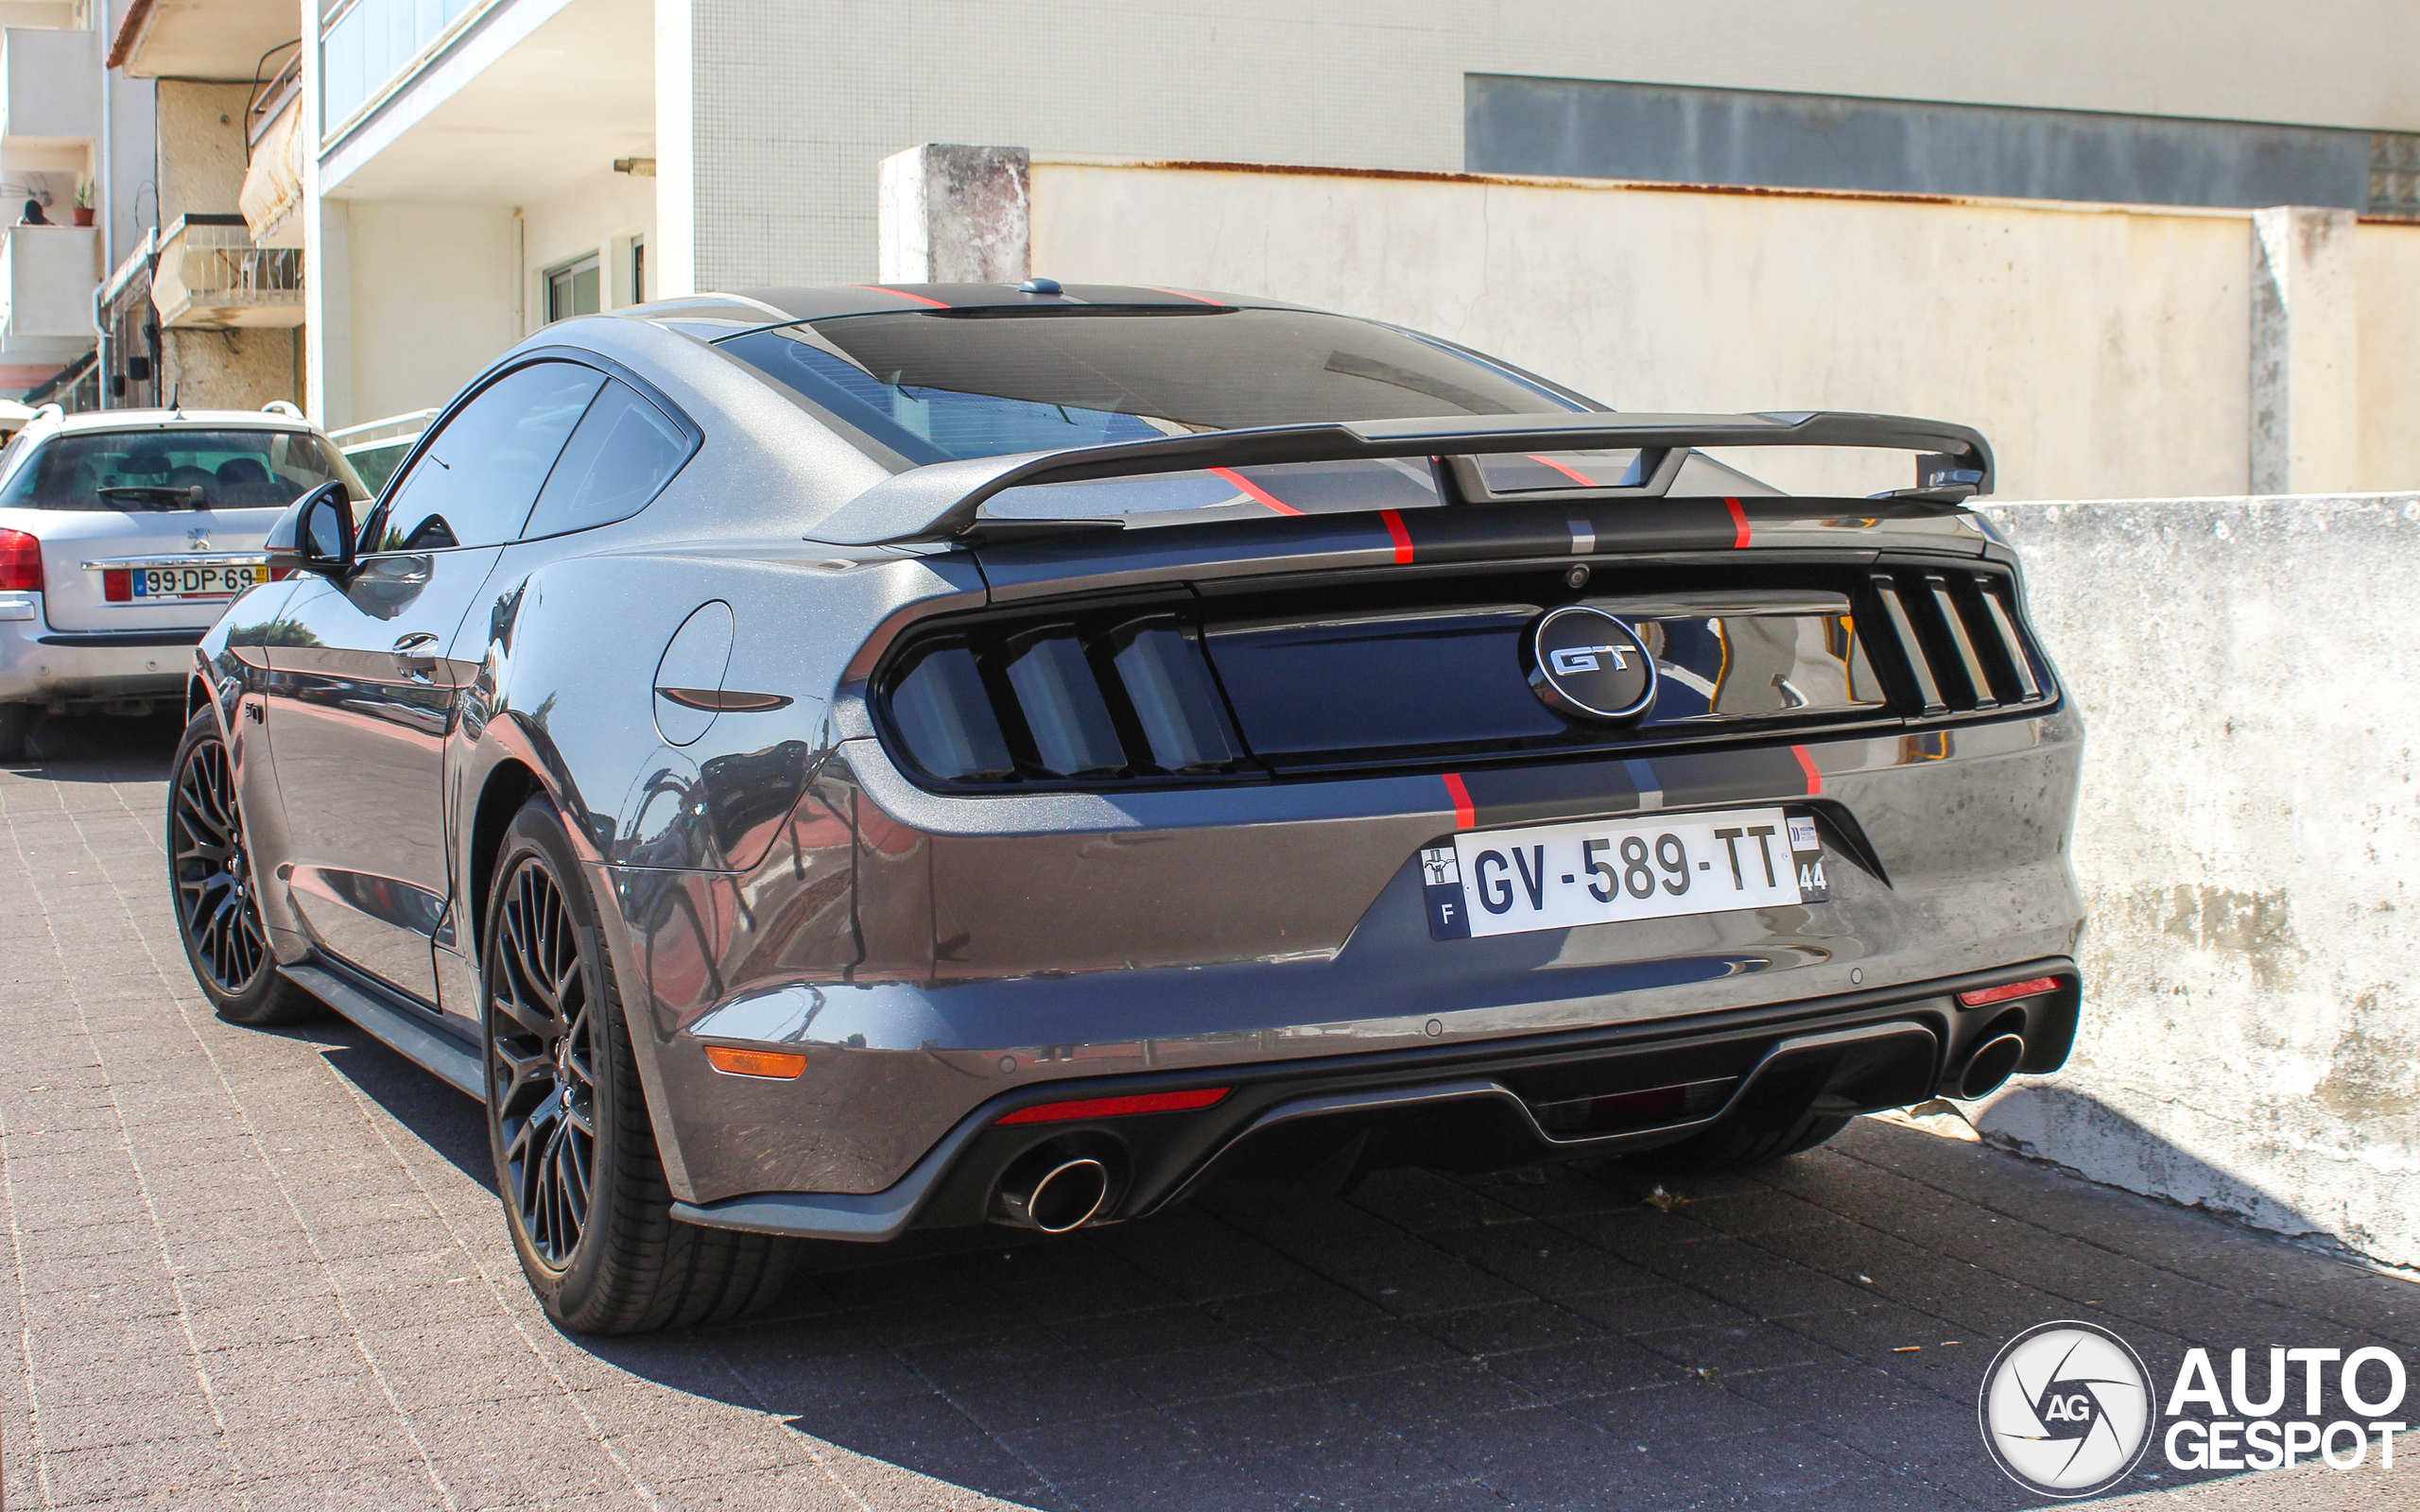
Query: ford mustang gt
[{"left": 172, "top": 282, "right": 2083, "bottom": 1334}]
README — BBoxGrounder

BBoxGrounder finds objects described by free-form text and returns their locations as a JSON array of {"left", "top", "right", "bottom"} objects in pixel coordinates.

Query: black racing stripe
[
  {"left": 1398, "top": 497, "right": 1743, "bottom": 564},
  {"left": 1646, "top": 746, "right": 1815, "bottom": 810},
  {"left": 1454, "top": 761, "right": 1648, "bottom": 830}
]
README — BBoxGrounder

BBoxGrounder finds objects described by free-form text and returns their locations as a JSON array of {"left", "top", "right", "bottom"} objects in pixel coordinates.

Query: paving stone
[{"left": 9, "top": 721, "right": 2420, "bottom": 1512}]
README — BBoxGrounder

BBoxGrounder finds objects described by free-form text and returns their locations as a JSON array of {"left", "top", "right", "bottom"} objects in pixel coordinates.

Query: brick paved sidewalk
[{"left": 1, "top": 714, "right": 2412, "bottom": 1511}]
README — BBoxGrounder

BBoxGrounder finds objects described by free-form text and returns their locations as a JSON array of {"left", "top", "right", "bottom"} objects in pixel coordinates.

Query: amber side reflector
[
  {"left": 704, "top": 1045, "right": 807, "bottom": 1079},
  {"left": 996, "top": 1088, "right": 1230, "bottom": 1126},
  {"left": 1957, "top": 976, "right": 2062, "bottom": 1008}
]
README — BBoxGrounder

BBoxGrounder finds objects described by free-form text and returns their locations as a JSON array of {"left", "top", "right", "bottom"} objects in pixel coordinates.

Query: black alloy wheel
[
  {"left": 167, "top": 709, "right": 318, "bottom": 1025},
  {"left": 488, "top": 847, "right": 599, "bottom": 1270},
  {"left": 480, "top": 795, "right": 794, "bottom": 1334}
]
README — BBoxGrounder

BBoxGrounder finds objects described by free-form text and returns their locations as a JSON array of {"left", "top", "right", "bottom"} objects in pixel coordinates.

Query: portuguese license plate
[
  {"left": 1422, "top": 806, "right": 1830, "bottom": 940},
  {"left": 132, "top": 563, "right": 263, "bottom": 599}
]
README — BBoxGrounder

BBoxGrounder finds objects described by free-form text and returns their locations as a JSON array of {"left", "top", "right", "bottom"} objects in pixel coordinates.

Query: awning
[{"left": 240, "top": 94, "right": 305, "bottom": 248}]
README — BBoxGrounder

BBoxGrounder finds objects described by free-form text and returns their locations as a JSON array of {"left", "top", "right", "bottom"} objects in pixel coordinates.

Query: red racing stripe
[
  {"left": 1790, "top": 744, "right": 1823, "bottom": 796},
  {"left": 1380, "top": 509, "right": 1414, "bottom": 563},
  {"left": 1725, "top": 496, "right": 1752, "bottom": 548},
  {"left": 1207, "top": 466, "right": 1305, "bottom": 516},
  {"left": 1443, "top": 772, "right": 1476, "bottom": 829},
  {"left": 1528, "top": 453, "right": 1600, "bottom": 487},
  {"left": 1137, "top": 284, "right": 1228, "bottom": 306},
  {"left": 852, "top": 284, "right": 952, "bottom": 308}
]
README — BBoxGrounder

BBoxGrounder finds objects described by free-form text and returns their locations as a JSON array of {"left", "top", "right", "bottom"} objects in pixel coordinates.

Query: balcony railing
[
  {"left": 320, "top": 0, "right": 481, "bottom": 135},
  {"left": 151, "top": 215, "right": 304, "bottom": 329}
]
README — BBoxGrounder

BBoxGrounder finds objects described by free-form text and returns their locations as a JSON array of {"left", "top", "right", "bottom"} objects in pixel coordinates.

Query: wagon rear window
[
  {"left": 0, "top": 429, "right": 365, "bottom": 511},
  {"left": 717, "top": 307, "right": 1582, "bottom": 466}
]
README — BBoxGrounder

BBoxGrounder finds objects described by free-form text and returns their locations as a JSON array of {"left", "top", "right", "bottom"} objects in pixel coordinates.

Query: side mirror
[{"left": 264, "top": 482, "right": 357, "bottom": 579}]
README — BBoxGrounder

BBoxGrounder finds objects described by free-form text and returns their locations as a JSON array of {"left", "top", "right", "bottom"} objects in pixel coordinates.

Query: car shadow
[
  {"left": 2, "top": 704, "right": 185, "bottom": 778},
  {"left": 553, "top": 1106, "right": 2397, "bottom": 1512}
]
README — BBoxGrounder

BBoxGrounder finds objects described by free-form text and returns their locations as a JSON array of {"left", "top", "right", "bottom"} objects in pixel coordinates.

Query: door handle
[{"left": 390, "top": 630, "right": 441, "bottom": 679}]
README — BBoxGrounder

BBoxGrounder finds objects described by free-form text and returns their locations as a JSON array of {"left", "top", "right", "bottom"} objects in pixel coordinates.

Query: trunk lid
[{"left": 21, "top": 504, "right": 286, "bottom": 631}]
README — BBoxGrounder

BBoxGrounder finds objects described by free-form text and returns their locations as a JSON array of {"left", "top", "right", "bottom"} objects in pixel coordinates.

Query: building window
[
  {"left": 545, "top": 254, "right": 601, "bottom": 323},
  {"left": 631, "top": 236, "right": 645, "bottom": 304}
]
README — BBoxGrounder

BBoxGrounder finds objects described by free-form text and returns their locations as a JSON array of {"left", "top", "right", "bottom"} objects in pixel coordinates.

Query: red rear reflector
[
  {"left": 704, "top": 1045, "right": 807, "bottom": 1079},
  {"left": 269, "top": 566, "right": 293, "bottom": 581},
  {"left": 1957, "top": 976, "right": 2062, "bottom": 1008},
  {"left": 0, "top": 528, "right": 40, "bottom": 593},
  {"left": 997, "top": 1087, "right": 1230, "bottom": 1125},
  {"left": 103, "top": 568, "right": 130, "bottom": 601}
]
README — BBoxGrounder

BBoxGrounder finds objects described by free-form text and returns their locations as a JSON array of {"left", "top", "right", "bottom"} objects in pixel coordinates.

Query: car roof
[
  {"left": 615, "top": 282, "right": 1313, "bottom": 335},
  {"left": 46, "top": 408, "right": 320, "bottom": 435}
]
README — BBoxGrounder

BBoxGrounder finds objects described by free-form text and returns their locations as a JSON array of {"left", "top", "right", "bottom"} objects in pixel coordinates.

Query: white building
[
  {"left": 85, "top": 0, "right": 2420, "bottom": 433},
  {"left": 0, "top": 1, "right": 152, "bottom": 403}
]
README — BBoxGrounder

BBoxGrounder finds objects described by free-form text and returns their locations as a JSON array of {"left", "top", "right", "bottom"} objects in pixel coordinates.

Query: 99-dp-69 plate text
[{"left": 1422, "top": 806, "right": 1830, "bottom": 940}]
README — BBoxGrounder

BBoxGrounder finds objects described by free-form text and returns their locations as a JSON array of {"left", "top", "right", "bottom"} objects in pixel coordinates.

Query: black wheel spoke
[
  {"left": 485, "top": 846, "right": 599, "bottom": 1272},
  {"left": 170, "top": 734, "right": 270, "bottom": 999}
]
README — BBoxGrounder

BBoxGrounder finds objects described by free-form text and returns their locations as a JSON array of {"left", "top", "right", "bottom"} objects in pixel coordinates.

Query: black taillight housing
[{"left": 879, "top": 609, "right": 1249, "bottom": 789}]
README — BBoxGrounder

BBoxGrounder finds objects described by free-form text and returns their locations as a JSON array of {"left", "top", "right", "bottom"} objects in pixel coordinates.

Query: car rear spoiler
[{"left": 802, "top": 409, "right": 1994, "bottom": 547}]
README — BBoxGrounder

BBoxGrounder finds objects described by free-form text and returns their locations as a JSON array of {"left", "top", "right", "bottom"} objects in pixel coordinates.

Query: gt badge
[{"left": 1527, "top": 605, "right": 1655, "bottom": 720}]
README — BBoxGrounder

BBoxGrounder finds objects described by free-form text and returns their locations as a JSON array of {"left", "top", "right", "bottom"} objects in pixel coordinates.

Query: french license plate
[
  {"left": 132, "top": 563, "right": 263, "bottom": 599},
  {"left": 1422, "top": 806, "right": 1830, "bottom": 940}
]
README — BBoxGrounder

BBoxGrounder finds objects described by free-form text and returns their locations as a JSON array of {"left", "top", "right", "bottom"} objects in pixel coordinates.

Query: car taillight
[
  {"left": 882, "top": 610, "right": 1245, "bottom": 787},
  {"left": 0, "top": 528, "right": 40, "bottom": 593},
  {"left": 1957, "top": 976, "right": 2062, "bottom": 1007},
  {"left": 102, "top": 567, "right": 130, "bottom": 601}
]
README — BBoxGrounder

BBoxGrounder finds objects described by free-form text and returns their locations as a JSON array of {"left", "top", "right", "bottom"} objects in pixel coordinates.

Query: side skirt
[{"left": 282, "top": 961, "right": 485, "bottom": 1099}]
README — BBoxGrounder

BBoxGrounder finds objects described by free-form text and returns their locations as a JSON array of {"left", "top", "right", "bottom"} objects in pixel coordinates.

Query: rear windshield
[
  {"left": 0, "top": 428, "right": 367, "bottom": 511},
  {"left": 716, "top": 308, "right": 1583, "bottom": 466}
]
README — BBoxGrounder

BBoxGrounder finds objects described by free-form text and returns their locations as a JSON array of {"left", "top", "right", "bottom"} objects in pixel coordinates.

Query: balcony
[
  {"left": 0, "top": 223, "right": 98, "bottom": 364},
  {"left": 151, "top": 215, "right": 303, "bottom": 329},
  {"left": 321, "top": 0, "right": 481, "bottom": 135},
  {"left": 0, "top": 24, "right": 98, "bottom": 173}
]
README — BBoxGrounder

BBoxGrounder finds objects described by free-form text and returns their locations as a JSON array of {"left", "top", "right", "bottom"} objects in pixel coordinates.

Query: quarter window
[
  {"left": 372, "top": 362, "right": 604, "bottom": 551},
  {"left": 520, "top": 379, "right": 692, "bottom": 540}
]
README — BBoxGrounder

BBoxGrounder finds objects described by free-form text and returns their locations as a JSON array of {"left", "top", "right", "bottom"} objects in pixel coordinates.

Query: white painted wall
[
  {"left": 681, "top": 0, "right": 2420, "bottom": 290},
  {"left": 1979, "top": 495, "right": 2420, "bottom": 1270},
  {"left": 342, "top": 198, "right": 519, "bottom": 425},
  {"left": 520, "top": 164, "right": 655, "bottom": 328},
  {"left": 1025, "top": 160, "right": 2308, "bottom": 501}
]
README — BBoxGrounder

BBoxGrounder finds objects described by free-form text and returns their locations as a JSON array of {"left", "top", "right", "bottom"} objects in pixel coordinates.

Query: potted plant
[{"left": 70, "top": 180, "right": 93, "bottom": 228}]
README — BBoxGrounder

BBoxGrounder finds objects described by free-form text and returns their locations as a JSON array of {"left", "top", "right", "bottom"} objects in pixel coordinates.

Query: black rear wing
[{"left": 803, "top": 409, "right": 1994, "bottom": 547}]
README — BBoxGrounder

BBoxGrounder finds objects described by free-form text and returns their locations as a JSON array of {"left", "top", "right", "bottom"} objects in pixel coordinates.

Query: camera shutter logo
[
  {"left": 1527, "top": 605, "right": 1655, "bottom": 720},
  {"left": 1979, "top": 1320, "right": 2155, "bottom": 1497}
]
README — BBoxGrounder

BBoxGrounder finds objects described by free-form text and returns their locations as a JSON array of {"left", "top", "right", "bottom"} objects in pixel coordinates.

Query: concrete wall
[
  {"left": 162, "top": 326, "right": 295, "bottom": 410},
  {"left": 678, "top": 0, "right": 2420, "bottom": 291},
  {"left": 152, "top": 79, "right": 246, "bottom": 224},
  {"left": 1011, "top": 157, "right": 2420, "bottom": 501},
  {"left": 340, "top": 198, "right": 518, "bottom": 424},
  {"left": 1978, "top": 496, "right": 2420, "bottom": 1270}
]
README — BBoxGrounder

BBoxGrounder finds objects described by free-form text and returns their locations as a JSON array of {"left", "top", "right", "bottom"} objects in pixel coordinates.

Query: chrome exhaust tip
[
  {"left": 992, "top": 1154, "right": 1113, "bottom": 1233},
  {"left": 1957, "top": 1033, "right": 2028, "bottom": 1100}
]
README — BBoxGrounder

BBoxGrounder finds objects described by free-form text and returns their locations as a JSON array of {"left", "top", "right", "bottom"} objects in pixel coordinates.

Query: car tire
[
  {"left": 1626, "top": 1107, "right": 1850, "bottom": 1175},
  {"left": 482, "top": 795, "right": 795, "bottom": 1335},
  {"left": 0, "top": 702, "right": 27, "bottom": 761},
  {"left": 167, "top": 709, "right": 321, "bottom": 1026}
]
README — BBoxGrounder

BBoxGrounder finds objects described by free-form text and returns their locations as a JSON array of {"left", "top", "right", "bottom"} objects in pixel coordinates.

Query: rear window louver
[
  {"left": 873, "top": 561, "right": 2055, "bottom": 792},
  {"left": 1866, "top": 567, "right": 2049, "bottom": 716}
]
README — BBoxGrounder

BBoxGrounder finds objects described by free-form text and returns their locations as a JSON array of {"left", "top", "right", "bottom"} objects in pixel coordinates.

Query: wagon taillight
[{"left": 0, "top": 528, "right": 40, "bottom": 593}]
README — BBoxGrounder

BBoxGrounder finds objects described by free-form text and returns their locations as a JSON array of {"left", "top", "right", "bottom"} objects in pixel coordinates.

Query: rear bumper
[
  {"left": 0, "top": 607, "right": 206, "bottom": 702},
  {"left": 671, "top": 959, "right": 2081, "bottom": 1242},
  {"left": 614, "top": 705, "right": 2085, "bottom": 1207}
]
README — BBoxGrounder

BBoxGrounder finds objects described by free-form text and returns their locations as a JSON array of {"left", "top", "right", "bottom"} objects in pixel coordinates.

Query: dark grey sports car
[{"left": 173, "top": 283, "right": 2083, "bottom": 1334}]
